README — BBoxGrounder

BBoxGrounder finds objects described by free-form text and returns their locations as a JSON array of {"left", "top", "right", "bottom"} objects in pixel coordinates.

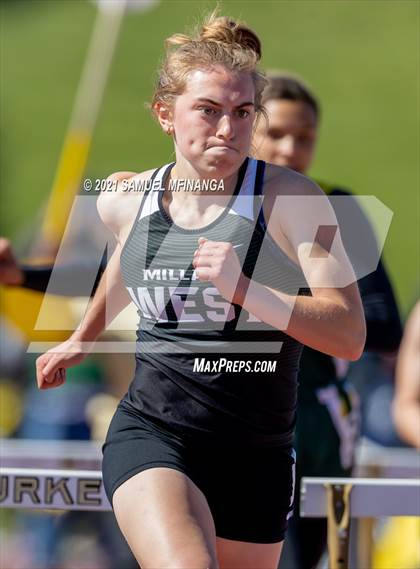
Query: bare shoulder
[
  {"left": 263, "top": 162, "right": 325, "bottom": 198},
  {"left": 262, "top": 163, "right": 330, "bottom": 233},
  {"left": 261, "top": 162, "right": 340, "bottom": 260},
  {"left": 96, "top": 168, "right": 156, "bottom": 239}
]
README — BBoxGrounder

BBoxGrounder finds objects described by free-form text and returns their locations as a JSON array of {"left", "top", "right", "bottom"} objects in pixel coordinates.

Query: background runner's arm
[
  {"left": 0, "top": 221, "right": 105, "bottom": 296},
  {"left": 329, "top": 188, "right": 402, "bottom": 352},
  {"left": 358, "top": 260, "right": 403, "bottom": 352},
  {"left": 20, "top": 255, "right": 107, "bottom": 296}
]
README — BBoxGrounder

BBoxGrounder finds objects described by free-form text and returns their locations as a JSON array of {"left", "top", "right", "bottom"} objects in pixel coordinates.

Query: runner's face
[
  {"left": 254, "top": 99, "right": 318, "bottom": 174},
  {"left": 171, "top": 66, "right": 256, "bottom": 178}
]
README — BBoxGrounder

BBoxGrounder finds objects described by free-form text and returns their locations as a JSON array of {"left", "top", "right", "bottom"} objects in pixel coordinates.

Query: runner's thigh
[{"left": 113, "top": 466, "right": 219, "bottom": 568}]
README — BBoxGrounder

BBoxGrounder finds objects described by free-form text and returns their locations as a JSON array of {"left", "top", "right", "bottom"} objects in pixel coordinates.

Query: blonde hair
[{"left": 151, "top": 11, "right": 267, "bottom": 116}]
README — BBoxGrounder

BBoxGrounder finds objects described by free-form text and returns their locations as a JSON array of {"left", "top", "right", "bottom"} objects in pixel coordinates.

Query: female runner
[{"left": 35, "top": 13, "right": 365, "bottom": 569}]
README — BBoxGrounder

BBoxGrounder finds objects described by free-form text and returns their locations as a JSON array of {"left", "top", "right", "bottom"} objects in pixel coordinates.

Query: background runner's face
[
  {"left": 171, "top": 66, "right": 256, "bottom": 179},
  {"left": 254, "top": 99, "right": 318, "bottom": 174}
]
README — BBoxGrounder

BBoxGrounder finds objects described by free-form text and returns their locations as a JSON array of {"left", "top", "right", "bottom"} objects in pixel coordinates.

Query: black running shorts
[{"left": 102, "top": 402, "right": 296, "bottom": 544}]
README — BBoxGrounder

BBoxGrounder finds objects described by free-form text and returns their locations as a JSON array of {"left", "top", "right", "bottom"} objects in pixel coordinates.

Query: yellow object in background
[
  {"left": 41, "top": 131, "right": 90, "bottom": 245},
  {"left": 0, "top": 380, "right": 23, "bottom": 436},
  {"left": 1, "top": 287, "right": 75, "bottom": 342},
  {"left": 85, "top": 392, "right": 119, "bottom": 442},
  {"left": 373, "top": 517, "right": 420, "bottom": 569},
  {"left": 40, "top": 1, "right": 127, "bottom": 247}
]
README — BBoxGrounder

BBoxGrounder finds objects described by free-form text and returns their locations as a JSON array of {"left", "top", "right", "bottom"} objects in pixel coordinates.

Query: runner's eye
[
  {"left": 267, "top": 129, "right": 284, "bottom": 140},
  {"left": 199, "top": 107, "right": 218, "bottom": 116},
  {"left": 236, "top": 109, "right": 250, "bottom": 119},
  {"left": 297, "top": 134, "right": 315, "bottom": 145}
]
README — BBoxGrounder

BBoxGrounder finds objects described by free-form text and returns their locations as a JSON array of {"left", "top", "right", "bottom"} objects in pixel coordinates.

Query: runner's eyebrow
[
  {"left": 195, "top": 98, "right": 255, "bottom": 109},
  {"left": 268, "top": 124, "right": 316, "bottom": 133}
]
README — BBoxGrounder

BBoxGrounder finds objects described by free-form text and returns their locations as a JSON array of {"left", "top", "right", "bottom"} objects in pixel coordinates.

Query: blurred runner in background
[
  {"left": 393, "top": 300, "right": 420, "bottom": 449},
  {"left": 372, "top": 300, "right": 420, "bottom": 569},
  {"left": 253, "top": 72, "right": 403, "bottom": 569}
]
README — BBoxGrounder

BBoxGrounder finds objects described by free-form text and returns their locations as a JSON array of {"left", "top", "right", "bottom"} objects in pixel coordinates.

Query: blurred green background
[{"left": 1, "top": 0, "right": 418, "bottom": 314}]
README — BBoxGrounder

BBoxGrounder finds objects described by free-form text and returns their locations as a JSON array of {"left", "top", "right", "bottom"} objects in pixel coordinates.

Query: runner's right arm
[{"left": 35, "top": 171, "right": 138, "bottom": 389}]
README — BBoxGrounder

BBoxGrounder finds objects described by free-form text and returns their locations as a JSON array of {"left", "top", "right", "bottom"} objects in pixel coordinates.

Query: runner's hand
[
  {"left": 192, "top": 237, "right": 248, "bottom": 304},
  {"left": 36, "top": 337, "right": 92, "bottom": 390}
]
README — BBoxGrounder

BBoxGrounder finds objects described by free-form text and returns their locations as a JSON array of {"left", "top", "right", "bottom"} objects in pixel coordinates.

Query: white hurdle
[
  {"left": 0, "top": 438, "right": 102, "bottom": 469},
  {"left": 0, "top": 467, "right": 110, "bottom": 511},
  {"left": 300, "top": 476, "right": 420, "bottom": 569},
  {"left": 352, "top": 440, "right": 420, "bottom": 566},
  {"left": 1, "top": 439, "right": 419, "bottom": 569},
  {"left": 354, "top": 437, "right": 420, "bottom": 479}
]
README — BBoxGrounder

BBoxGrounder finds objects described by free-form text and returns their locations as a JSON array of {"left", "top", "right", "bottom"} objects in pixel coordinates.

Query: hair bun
[
  {"left": 199, "top": 15, "right": 262, "bottom": 61},
  {"left": 154, "top": 12, "right": 266, "bottom": 118}
]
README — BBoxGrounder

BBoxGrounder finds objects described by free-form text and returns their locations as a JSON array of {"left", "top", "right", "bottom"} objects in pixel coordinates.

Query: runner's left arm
[{"left": 194, "top": 173, "right": 366, "bottom": 360}]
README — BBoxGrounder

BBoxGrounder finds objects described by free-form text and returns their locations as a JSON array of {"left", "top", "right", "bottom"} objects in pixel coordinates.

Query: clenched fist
[
  {"left": 36, "top": 337, "right": 90, "bottom": 390},
  {"left": 192, "top": 237, "right": 249, "bottom": 305}
]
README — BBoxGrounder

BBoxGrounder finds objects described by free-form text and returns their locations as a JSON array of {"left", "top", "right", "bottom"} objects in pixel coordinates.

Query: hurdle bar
[
  {"left": 301, "top": 477, "right": 420, "bottom": 569},
  {"left": 354, "top": 437, "right": 420, "bottom": 478},
  {"left": 0, "top": 438, "right": 102, "bottom": 470},
  {"left": 0, "top": 467, "right": 111, "bottom": 511},
  {"left": 353, "top": 439, "right": 419, "bottom": 567}
]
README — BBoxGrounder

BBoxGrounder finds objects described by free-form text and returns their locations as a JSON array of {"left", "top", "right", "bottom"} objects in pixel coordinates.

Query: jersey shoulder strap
[{"left": 120, "top": 165, "right": 166, "bottom": 258}]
